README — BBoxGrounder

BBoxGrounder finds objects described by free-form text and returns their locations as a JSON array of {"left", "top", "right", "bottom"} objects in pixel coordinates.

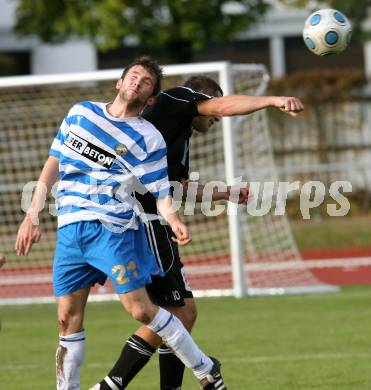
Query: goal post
[
  {"left": 0, "top": 61, "right": 338, "bottom": 304},
  {"left": 220, "top": 62, "right": 247, "bottom": 298}
]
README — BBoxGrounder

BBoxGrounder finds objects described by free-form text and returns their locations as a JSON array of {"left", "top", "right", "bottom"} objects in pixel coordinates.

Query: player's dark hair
[
  {"left": 121, "top": 56, "right": 163, "bottom": 96},
  {"left": 183, "top": 76, "right": 223, "bottom": 97}
]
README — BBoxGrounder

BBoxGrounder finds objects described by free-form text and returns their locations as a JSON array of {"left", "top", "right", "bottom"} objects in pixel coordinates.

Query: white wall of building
[
  {"left": 31, "top": 40, "right": 97, "bottom": 74},
  {"left": 239, "top": 5, "right": 309, "bottom": 78},
  {"left": 0, "top": 0, "right": 17, "bottom": 30}
]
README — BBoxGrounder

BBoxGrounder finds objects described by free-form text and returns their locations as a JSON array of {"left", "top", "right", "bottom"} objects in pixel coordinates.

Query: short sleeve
[{"left": 48, "top": 118, "right": 69, "bottom": 159}]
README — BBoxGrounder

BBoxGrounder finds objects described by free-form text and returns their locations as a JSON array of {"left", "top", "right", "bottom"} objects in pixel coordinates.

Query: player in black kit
[{"left": 95, "top": 76, "right": 304, "bottom": 390}]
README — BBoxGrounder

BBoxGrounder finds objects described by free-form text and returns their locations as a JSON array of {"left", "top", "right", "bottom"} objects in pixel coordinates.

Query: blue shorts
[{"left": 53, "top": 220, "right": 162, "bottom": 297}]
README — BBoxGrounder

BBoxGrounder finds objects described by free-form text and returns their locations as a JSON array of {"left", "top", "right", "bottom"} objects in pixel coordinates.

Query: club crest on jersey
[
  {"left": 115, "top": 143, "right": 128, "bottom": 157},
  {"left": 64, "top": 132, "right": 115, "bottom": 168}
]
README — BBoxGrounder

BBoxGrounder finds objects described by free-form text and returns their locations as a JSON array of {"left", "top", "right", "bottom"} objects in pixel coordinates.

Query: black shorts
[{"left": 144, "top": 219, "right": 193, "bottom": 307}]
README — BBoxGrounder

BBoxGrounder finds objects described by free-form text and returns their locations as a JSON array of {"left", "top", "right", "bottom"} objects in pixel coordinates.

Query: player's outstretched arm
[
  {"left": 215, "top": 185, "right": 251, "bottom": 204},
  {"left": 181, "top": 179, "right": 250, "bottom": 204},
  {"left": 197, "top": 95, "right": 304, "bottom": 117},
  {"left": 156, "top": 196, "right": 191, "bottom": 246},
  {"left": 15, "top": 156, "right": 59, "bottom": 256}
]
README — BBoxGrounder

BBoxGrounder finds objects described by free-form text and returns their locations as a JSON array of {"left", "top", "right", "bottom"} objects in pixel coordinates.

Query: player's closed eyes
[{"left": 129, "top": 74, "right": 152, "bottom": 87}]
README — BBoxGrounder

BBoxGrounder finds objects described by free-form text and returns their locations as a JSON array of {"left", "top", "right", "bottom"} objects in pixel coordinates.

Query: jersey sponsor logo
[
  {"left": 64, "top": 132, "right": 115, "bottom": 168},
  {"left": 115, "top": 143, "right": 128, "bottom": 157}
]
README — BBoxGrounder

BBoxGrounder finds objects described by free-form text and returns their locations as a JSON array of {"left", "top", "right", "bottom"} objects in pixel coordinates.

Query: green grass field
[
  {"left": 1, "top": 286, "right": 371, "bottom": 390},
  {"left": 291, "top": 217, "right": 371, "bottom": 251}
]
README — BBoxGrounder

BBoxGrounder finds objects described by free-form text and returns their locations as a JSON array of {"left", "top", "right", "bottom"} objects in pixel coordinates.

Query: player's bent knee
[
  {"left": 131, "top": 309, "right": 152, "bottom": 324},
  {"left": 130, "top": 305, "right": 154, "bottom": 324},
  {"left": 57, "top": 309, "right": 84, "bottom": 333},
  {"left": 182, "top": 307, "right": 197, "bottom": 330},
  {"left": 182, "top": 299, "right": 198, "bottom": 330},
  {"left": 188, "top": 306, "right": 198, "bottom": 327}
]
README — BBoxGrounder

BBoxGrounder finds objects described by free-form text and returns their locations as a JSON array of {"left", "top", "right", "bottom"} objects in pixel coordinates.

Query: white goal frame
[{"left": 0, "top": 61, "right": 339, "bottom": 304}]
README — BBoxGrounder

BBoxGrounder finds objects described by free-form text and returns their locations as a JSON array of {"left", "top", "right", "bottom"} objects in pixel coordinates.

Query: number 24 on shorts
[{"left": 112, "top": 261, "right": 138, "bottom": 285}]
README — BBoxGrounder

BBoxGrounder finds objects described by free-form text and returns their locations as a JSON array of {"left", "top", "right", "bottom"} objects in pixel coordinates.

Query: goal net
[{"left": 0, "top": 62, "right": 338, "bottom": 304}]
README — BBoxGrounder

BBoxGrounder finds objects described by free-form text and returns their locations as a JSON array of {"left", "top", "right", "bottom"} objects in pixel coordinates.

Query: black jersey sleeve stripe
[
  {"left": 178, "top": 85, "right": 213, "bottom": 98},
  {"left": 160, "top": 91, "right": 191, "bottom": 103},
  {"left": 161, "top": 86, "right": 213, "bottom": 103}
]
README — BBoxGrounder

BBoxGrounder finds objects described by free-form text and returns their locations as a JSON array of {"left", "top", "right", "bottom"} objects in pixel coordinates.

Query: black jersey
[{"left": 137, "top": 86, "right": 211, "bottom": 214}]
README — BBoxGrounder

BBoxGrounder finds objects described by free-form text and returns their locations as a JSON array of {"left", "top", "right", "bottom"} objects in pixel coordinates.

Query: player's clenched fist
[{"left": 273, "top": 96, "right": 304, "bottom": 116}]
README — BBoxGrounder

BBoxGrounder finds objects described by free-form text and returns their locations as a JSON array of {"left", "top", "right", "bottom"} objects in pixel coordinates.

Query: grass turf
[
  {"left": 291, "top": 217, "right": 371, "bottom": 251},
  {"left": 1, "top": 285, "right": 371, "bottom": 389}
]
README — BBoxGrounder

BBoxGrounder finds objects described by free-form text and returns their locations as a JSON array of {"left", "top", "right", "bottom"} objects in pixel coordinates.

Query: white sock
[
  {"left": 56, "top": 330, "right": 86, "bottom": 390},
  {"left": 147, "top": 308, "right": 212, "bottom": 380}
]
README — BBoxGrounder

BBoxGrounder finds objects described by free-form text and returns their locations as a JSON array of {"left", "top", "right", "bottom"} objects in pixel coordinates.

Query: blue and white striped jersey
[{"left": 49, "top": 101, "right": 171, "bottom": 229}]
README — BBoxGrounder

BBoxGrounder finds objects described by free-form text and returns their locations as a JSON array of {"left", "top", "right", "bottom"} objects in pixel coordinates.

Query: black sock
[
  {"left": 159, "top": 344, "right": 185, "bottom": 389},
  {"left": 99, "top": 334, "right": 155, "bottom": 389}
]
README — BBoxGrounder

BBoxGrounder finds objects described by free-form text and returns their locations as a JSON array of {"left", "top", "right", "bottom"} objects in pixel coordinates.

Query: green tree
[
  {"left": 279, "top": 0, "right": 371, "bottom": 40},
  {"left": 14, "top": 0, "right": 270, "bottom": 63}
]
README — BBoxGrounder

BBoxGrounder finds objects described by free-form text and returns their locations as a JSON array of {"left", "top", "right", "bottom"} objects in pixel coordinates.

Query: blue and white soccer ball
[{"left": 303, "top": 9, "right": 352, "bottom": 56}]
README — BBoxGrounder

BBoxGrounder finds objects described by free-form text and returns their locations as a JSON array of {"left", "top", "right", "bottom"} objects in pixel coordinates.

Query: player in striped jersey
[
  {"left": 98, "top": 75, "right": 304, "bottom": 389},
  {"left": 15, "top": 57, "right": 227, "bottom": 390}
]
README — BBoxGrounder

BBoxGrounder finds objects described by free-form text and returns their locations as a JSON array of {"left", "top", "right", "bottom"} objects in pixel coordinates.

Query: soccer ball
[{"left": 303, "top": 9, "right": 352, "bottom": 56}]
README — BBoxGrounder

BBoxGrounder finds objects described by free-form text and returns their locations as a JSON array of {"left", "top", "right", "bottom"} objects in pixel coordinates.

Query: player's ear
[
  {"left": 146, "top": 96, "right": 157, "bottom": 106},
  {"left": 116, "top": 78, "right": 123, "bottom": 90}
]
